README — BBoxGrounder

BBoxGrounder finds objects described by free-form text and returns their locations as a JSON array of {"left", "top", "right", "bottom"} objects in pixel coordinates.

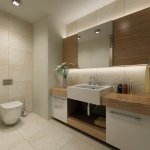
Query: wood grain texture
[
  {"left": 68, "top": 116, "right": 106, "bottom": 142},
  {"left": 50, "top": 88, "right": 67, "bottom": 97},
  {"left": 63, "top": 34, "right": 78, "bottom": 68},
  {"left": 102, "top": 93, "right": 150, "bottom": 116},
  {"left": 113, "top": 7, "right": 150, "bottom": 66}
]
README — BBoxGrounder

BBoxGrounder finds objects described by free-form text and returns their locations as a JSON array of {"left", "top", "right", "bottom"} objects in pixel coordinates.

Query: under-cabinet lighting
[
  {"left": 95, "top": 29, "right": 100, "bottom": 34},
  {"left": 12, "top": 0, "right": 20, "bottom": 6}
]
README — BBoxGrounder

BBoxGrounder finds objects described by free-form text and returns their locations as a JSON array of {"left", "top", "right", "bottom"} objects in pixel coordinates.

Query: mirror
[{"left": 78, "top": 21, "right": 113, "bottom": 68}]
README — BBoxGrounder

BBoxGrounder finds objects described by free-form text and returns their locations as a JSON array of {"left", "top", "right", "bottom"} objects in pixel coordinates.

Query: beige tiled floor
[{"left": 0, "top": 113, "right": 111, "bottom": 150}]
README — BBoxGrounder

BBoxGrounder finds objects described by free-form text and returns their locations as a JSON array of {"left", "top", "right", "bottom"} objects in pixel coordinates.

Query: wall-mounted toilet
[{"left": 0, "top": 101, "right": 23, "bottom": 125}]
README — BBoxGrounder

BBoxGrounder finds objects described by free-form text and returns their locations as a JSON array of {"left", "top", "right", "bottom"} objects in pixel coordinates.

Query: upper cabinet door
[
  {"left": 63, "top": 34, "right": 78, "bottom": 68},
  {"left": 113, "top": 8, "right": 150, "bottom": 66}
]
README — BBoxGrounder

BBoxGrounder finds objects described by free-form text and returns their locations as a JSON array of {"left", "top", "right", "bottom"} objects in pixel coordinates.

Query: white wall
[
  {"left": 33, "top": 16, "right": 49, "bottom": 119},
  {"left": 33, "top": 15, "right": 66, "bottom": 119},
  {"left": 48, "top": 16, "right": 66, "bottom": 88},
  {"left": 67, "top": 0, "right": 150, "bottom": 36},
  {"left": 48, "top": 16, "right": 66, "bottom": 118}
]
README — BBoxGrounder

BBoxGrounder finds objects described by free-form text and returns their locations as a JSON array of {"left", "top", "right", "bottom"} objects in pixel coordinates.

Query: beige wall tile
[
  {"left": 68, "top": 68, "right": 96, "bottom": 85},
  {"left": 0, "top": 10, "right": 9, "bottom": 30},
  {"left": 9, "top": 32, "right": 32, "bottom": 51},
  {"left": 0, "top": 86, "right": 9, "bottom": 102},
  {"left": 9, "top": 15, "right": 33, "bottom": 37},
  {"left": 9, "top": 81, "right": 32, "bottom": 99},
  {"left": 0, "top": 65, "right": 8, "bottom": 86},
  {"left": 24, "top": 96, "right": 33, "bottom": 113},
  {"left": 0, "top": 10, "right": 33, "bottom": 113},
  {"left": 124, "top": 65, "right": 146, "bottom": 85},
  {"left": 125, "top": 0, "right": 150, "bottom": 15},
  {"left": 0, "top": 45, "right": 8, "bottom": 65},
  {"left": 96, "top": 67, "right": 125, "bottom": 84},
  {"left": 68, "top": 65, "right": 145, "bottom": 94},
  {"left": 0, "top": 28, "right": 8, "bottom": 47},
  {"left": 9, "top": 47, "right": 32, "bottom": 66},
  {"left": 97, "top": 0, "right": 125, "bottom": 25},
  {"left": 9, "top": 65, "right": 32, "bottom": 82}
]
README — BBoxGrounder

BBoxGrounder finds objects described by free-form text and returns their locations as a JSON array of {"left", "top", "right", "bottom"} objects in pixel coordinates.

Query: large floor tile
[
  {"left": 0, "top": 114, "right": 111, "bottom": 150},
  {"left": 17, "top": 117, "right": 49, "bottom": 139},
  {"left": 60, "top": 137, "right": 109, "bottom": 150},
  {"left": 9, "top": 140, "right": 34, "bottom": 150},
  {"left": 20, "top": 113, "right": 42, "bottom": 123},
  {"left": 27, "top": 122, "right": 73, "bottom": 150},
  {"left": 0, "top": 131, "right": 23, "bottom": 150},
  {"left": 0, "top": 119, "right": 23, "bottom": 132},
  {"left": 50, "top": 119, "right": 111, "bottom": 150}
]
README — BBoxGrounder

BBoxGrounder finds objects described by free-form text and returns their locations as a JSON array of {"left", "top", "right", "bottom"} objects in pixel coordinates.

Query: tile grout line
[
  {"left": 16, "top": 130, "right": 36, "bottom": 150},
  {"left": 58, "top": 136, "right": 75, "bottom": 150},
  {"left": 51, "top": 120, "right": 107, "bottom": 150},
  {"left": 16, "top": 117, "right": 51, "bottom": 150}
]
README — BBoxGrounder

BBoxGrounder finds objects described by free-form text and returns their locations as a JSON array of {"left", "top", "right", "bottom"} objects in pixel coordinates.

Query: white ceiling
[{"left": 0, "top": 0, "right": 115, "bottom": 24}]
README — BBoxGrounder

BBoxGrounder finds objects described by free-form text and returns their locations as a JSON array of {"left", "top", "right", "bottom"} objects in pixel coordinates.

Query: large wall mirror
[{"left": 78, "top": 21, "right": 113, "bottom": 68}]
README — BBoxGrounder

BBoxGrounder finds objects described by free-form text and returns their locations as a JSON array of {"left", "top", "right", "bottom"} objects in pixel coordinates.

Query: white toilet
[{"left": 0, "top": 101, "right": 23, "bottom": 125}]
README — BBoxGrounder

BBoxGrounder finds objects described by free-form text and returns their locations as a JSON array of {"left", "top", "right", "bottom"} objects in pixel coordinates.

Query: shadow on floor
[{"left": 0, "top": 119, "right": 24, "bottom": 132}]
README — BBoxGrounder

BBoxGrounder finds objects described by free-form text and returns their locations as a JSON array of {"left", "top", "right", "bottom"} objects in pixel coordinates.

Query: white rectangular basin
[{"left": 67, "top": 84, "right": 112, "bottom": 105}]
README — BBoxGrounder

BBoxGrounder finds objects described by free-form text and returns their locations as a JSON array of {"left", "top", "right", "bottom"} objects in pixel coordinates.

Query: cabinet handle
[{"left": 110, "top": 110, "right": 141, "bottom": 121}]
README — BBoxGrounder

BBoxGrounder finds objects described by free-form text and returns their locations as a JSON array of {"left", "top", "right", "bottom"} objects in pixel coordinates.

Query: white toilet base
[{"left": 0, "top": 101, "right": 23, "bottom": 125}]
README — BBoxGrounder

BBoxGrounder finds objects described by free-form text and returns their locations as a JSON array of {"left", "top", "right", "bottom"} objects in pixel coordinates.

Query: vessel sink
[{"left": 67, "top": 84, "right": 112, "bottom": 105}]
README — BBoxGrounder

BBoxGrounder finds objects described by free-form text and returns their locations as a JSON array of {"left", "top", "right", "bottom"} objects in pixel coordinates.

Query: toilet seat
[{"left": 0, "top": 101, "right": 23, "bottom": 110}]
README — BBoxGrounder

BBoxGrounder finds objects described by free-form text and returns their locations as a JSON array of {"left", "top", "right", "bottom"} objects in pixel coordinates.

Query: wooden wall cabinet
[
  {"left": 63, "top": 34, "right": 78, "bottom": 68},
  {"left": 113, "top": 8, "right": 150, "bottom": 66}
]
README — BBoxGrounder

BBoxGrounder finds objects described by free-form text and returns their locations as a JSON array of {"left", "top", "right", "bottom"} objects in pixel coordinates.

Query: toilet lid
[{"left": 0, "top": 101, "right": 23, "bottom": 109}]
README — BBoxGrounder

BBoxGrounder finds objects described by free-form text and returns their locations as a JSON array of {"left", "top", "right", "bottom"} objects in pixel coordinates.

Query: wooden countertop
[
  {"left": 50, "top": 88, "right": 67, "bottom": 97},
  {"left": 102, "top": 93, "right": 150, "bottom": 116}
]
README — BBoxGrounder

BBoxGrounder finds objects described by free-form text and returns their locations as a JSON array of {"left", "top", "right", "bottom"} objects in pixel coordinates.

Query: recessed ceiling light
[
  {"left": 95, "top": 29, "right": 100, "bottom": 34},
  {"left": 12, "top": 0, "right": 20, "bottom": 6}
]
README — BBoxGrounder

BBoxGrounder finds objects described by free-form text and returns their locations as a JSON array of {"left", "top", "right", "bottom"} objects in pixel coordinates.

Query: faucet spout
[{"left": 89, "top": 76, "right": 96, "bottom": 85}]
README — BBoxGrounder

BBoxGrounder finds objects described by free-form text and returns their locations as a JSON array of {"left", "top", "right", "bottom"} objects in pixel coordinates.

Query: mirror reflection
[{"left": 78, "top": 21, "right": 113, "bottom": 68}]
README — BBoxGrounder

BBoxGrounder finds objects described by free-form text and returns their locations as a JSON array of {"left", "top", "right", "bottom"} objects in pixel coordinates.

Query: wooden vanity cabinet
[
  {"left": 113, "top": 7, "right": 150, "bottom": 66},
  {"left": 63, "top": 34, "right": 78, "bottom": 68}
]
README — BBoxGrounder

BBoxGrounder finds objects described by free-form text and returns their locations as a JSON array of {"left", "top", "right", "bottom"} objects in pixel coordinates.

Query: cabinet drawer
[
  {"left": 106, "top": 107, "right": 150, "bottom": 150},
  {"left": 52, "top": 96, "right": 67, "bottom": 123}
]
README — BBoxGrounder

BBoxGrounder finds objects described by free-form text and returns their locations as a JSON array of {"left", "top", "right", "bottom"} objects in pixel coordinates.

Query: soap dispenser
[{"left": 117, "top": 84, "right": 123, "bottom": 93}]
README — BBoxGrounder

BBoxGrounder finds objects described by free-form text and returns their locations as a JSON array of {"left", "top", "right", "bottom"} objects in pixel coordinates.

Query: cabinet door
[
  {"left": 113, "top": 8, "right": 150, "bottom": 66},
  {"left": 63, "top": 34, "right": 78, "bottom": 68},
  {"left": 106, "top": 107, "right": 150, "bottom": 150},
  {"left": 52, "top": 96, "right": 67, "bottom": 123}
]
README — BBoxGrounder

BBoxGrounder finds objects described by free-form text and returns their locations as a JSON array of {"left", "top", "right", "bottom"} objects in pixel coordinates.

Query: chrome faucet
[{"left": 89, "top": 76, "right": 96, "bottom": 85}]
